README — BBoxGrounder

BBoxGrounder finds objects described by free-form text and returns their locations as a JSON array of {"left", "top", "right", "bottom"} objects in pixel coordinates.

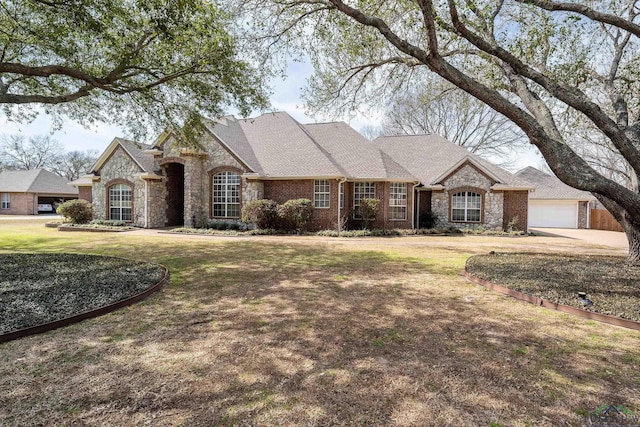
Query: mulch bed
[
  {"left": 466, "top": 252, "right": 640, "bottom": 322},
  {"left": 57, "top": 225, "right": 137, "bottom": 232},
  {"left": 0, "top": 253, "right": 166, "bottom": 334}
]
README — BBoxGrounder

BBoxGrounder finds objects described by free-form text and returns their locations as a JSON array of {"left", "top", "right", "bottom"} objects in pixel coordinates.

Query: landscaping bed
[
  {"left": 0, "top": 253, "right": 166, "bottom": 334},
  {"left": 466, "top": 252, "right": 640, "bottom": 321},
  {"left": 57, "top": 224, "right": 136, "bottom": 232},
  {"left": 170, "top": 226, "right": 469, "bottom": 237}
]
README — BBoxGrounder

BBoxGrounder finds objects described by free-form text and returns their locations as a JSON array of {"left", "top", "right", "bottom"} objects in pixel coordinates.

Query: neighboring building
[
  {"left": 0, "top": 169, "right": 78, "bottom": 215},
  {"left": 515, "top": 166, "right": 597, "bottom": 229},
  {"left": 74, "top": 112, "right": 533, "bottom": 230}
]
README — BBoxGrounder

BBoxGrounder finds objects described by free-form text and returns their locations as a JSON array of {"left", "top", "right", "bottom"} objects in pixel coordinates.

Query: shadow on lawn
[{"left": 1, "top": 239, "right": 639, "bottom": 426}]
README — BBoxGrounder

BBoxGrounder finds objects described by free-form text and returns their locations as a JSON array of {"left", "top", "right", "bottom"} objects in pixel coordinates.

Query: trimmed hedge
[
  {"left": 56, "top": 199, "right": 93, "bottom": 224},
  {"left": 277, "top": 198, "right": 314, "bottom": 232},
  {"left": 241, "top": 199, "right": 279, "bottom": 229}
]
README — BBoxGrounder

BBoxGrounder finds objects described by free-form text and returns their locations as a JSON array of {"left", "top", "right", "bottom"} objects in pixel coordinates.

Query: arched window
[
  {"left": 109, "top": 184, "right": 132, "bottom": 221},
  {"left": 212, "top": 171, "right": 240, "bottom": 218},
  {"left": 451, "top": 191, "right": 482, "bottom": 222}
]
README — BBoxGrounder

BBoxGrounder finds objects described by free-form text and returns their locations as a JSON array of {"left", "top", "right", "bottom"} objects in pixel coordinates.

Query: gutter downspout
[
  {"left": 144, "top": 180, "right": 149, "bottom": 229},
  {"left": 586, "top": 201, "right": 591, "bottom": 229},
  {"left": 337, "top": 178, "right": 347, "bottom": 232},
  {"left": 411, "top": 182, "right": 420, "bottom": 230}
]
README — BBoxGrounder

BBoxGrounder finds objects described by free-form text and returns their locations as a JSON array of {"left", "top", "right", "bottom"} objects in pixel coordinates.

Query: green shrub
[
  {"left": 419, "top": 211, "right": 439, "bottom": 229},
  {"left": 56, "top": 199, "right": 93, "bottom": 224},
  {"left": 277, "top": 198, "right": 314, "bottom": 232},
  {"left": 506, "top": 215, "right": 520, "bottom": 232},
  {"left": 90, "top": 219, "right": 128, "bottom": 227},
  {"left": 241, "top": 199, "right": 279, "bottom": 229},
  {"left": 358, "top": 198, "right": 380, "bottom": 229},
  {"left": 199, "top": 219, "right": 245, "bottom": 230}
]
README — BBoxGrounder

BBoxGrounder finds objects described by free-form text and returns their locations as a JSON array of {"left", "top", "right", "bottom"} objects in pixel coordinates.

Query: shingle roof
[
  {"left": 0, "top": 169, "right": 78, "bottom": 195},
  {"left": 206, "top": 112, "right": 344, "bottom": 178},
  {"left": 203, "top": 116, "right": 263, "bottom": 174},
  {"left": 515, "top": 166, "right": 595, "bottom": 200},
  {"left": 374, "top": 134, "right": 529, "bottom": 188},
  {"left": 302, "top": 122, "right": 415, "bottom": 180}
]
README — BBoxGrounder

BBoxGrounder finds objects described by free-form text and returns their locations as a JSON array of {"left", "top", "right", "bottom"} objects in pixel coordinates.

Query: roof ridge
[{"left": 374, "top": 133, "right": 434, "bottom": 139}]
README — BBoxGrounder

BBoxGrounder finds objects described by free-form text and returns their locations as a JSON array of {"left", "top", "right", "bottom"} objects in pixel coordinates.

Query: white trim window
[
  {"left": 1, "top": 193, "right": 10, "bottom": 209},
  {"left": 213, "top": 171, "right": 241, "bottom": 218},
  {"left": 109, "top": 184, "right": 132, "bottom": 221},
  {"left": 389, "top": 183, "right": 407, "bottom": 220},
  {"left": 314, "top": 179, "right": 330, "bottom": 208},
  {"left": 353, "top": 182, "right": 375, "bottom": 219},
  {"left": 452, "top": 191, "right": 482, "bottom": 222},
  {"left": 339, "top": 183, "right": 344, "bottom": 209}
]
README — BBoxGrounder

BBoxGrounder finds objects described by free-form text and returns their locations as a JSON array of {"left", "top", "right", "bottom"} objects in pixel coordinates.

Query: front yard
[{"left": 0, "top": 219, "right": 638, "bottom": 426}]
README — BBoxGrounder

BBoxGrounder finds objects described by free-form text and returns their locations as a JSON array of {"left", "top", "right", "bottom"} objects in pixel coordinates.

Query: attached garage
[
  {"left": 515, "top": 167, "right": 596, "bottom": 230},
  {"left": 528, "top": 200, "right": 578, "bottom": 228}
]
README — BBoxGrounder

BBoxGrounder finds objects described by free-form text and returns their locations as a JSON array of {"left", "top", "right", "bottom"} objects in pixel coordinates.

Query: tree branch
[{"left": 515, "top": 0, "right": 640, "bottom": 38}]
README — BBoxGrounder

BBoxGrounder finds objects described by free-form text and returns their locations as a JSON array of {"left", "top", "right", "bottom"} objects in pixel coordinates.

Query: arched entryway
[{"left": 164, "top": 162, "right": 185, "bottom": 226}]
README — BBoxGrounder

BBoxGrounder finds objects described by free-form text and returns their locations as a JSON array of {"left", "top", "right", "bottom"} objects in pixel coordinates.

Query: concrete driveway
[{"left": 530, "top": 227, "right": 629, "bottom": 249}]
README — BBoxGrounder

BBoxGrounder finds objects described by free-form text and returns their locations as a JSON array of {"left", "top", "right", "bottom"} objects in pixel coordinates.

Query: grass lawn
[{"left": 0, "top": 218, "right": 638, "bottom": 426}]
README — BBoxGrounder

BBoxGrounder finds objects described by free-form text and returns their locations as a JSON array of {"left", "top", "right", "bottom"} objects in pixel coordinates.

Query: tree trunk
[
  {"left": 622, "top": 220, "right": 640, "bottom": 266},
  {"left": 594, "top": 194, "right": 640, "bottom": 265}
]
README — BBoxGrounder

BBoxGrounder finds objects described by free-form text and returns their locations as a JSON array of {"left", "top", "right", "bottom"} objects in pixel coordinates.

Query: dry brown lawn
[{"left": 0, "top": 219, "right": 638, "bottom": 426}]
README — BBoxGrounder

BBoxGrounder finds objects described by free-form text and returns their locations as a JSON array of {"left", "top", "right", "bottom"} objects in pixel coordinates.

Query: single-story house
[
  {"left": 0, "top": 169, "right": 78, "bottom": 215},
  {"left": 514, "top": 166, "right": 596, "bottom": 229},
  {"left": 73, "top": 112, "right": 533, "bottom": 231}
]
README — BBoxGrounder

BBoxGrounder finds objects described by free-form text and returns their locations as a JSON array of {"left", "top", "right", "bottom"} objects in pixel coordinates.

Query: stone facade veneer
[
  {"left": 93, "top": 147, "right": 146, "bottom": 226},
  {"left": 431, "top": 163, "right": 504, "bottom": 230}
]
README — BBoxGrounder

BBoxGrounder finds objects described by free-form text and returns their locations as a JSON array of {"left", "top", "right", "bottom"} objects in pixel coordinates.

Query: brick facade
[
  {"left": 0, "top": 193, "right": 37, "bottom": 215},
  {"left": 502, "top": 191, "right": 528, "bottom": 232},
  {"left": 264, "top": 179, "right": 339, "bottom": 230},
  {"left": 78, "top": 187, "right": 92, "bottom": 203}
]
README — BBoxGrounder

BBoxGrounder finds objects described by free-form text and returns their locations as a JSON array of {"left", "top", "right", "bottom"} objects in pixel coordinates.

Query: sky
[{"left": 0, "top": 58, "right": 543, "bottom": 171}]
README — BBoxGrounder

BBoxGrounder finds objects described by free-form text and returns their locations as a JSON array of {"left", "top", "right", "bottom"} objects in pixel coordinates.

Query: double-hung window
[
  {"left": 389, "top": 183, "right": 407, "bottom": 220},
  {"left": 1, "top": 193, "right": 10, "bottom": 209},
  {"left": 353, "top": 182, "right": 375, "bottom": 219},
  {"left": 451, "top": 191, "right": 482, "bottom": 222},
  {"left": 314, "top": 179, "right": 330, "bottom": 208},
  {"left": 109, "top": 184, "right": 132, "bottom": 221}
]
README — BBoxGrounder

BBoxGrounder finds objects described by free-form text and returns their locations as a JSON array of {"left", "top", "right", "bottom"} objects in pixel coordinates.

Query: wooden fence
[{"left": 590, "top": 209, "right": 624, "bottom": 232}]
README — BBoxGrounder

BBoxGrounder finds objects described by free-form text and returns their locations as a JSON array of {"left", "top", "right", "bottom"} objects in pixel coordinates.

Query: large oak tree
[
  {"left": 241, "top": 0, "right": 640, "bottom": 264},
  {"left": 0, "top": 0, "right": 268, "bottom": 140}
]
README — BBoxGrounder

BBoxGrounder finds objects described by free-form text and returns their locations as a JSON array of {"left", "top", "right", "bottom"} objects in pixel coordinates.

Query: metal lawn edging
[
  {"left": 464, "top": 256, "right": 640, "bottom": 331},
  {"left": 0, "top": 260, "right": 169, "bottom": 343}
]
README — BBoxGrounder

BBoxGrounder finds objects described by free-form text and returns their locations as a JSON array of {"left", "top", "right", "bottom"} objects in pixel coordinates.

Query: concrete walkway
[
  {"left": 530, "top": 228, "right": 629, "bottom": 249},
  {"left": 0, "top": 214, "right": 60, "bottom": 220}
]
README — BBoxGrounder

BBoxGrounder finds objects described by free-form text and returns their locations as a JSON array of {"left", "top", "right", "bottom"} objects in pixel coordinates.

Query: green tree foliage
[
  {"left": 0, "top": 0, "right": 269, "bottom": 142},
  {"left": 238, "top": 0, "right": 640, "bottom": 264}
]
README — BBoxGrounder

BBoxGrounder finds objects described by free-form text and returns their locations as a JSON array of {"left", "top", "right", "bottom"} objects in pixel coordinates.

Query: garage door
[{"left": 528, "top": 201, "right": 578, "bottom": 228}]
